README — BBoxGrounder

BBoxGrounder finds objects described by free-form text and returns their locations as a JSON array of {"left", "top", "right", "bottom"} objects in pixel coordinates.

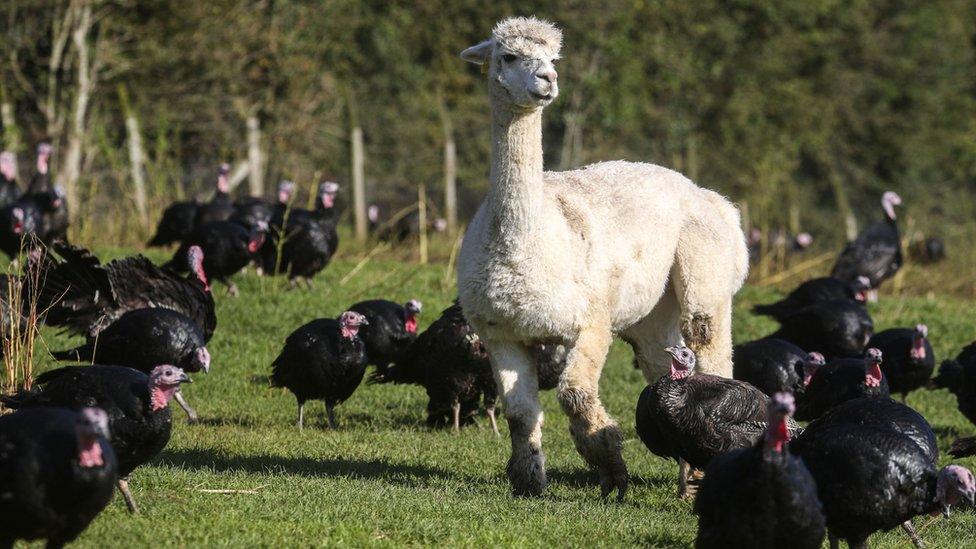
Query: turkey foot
[{"left": 118, "top": 477, "right": 140, "bottom": 514}]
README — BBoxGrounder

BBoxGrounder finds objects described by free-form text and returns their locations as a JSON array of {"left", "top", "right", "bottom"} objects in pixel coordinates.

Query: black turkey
[
  {"left": 368, "top": 300, "right": 500, "bottom": 431},
  {"left": 0, "top": 191, "right": 60, "bottom": 258},
  {"left": 931, "top": 341, "right": 976, "bottom": 426},
  {"left": 909, "top": 235, "right": 946, "bottom": 264},
  {"left": 25, "top": 142, "right": 52, "bottom": 194},
  {"left": 814, "top": 397, "right": 937, "bottom": 463},
  {"left": 1, "top": 364, "right": 191, "bottom": 514},
  {"left": 795, "top": 348, "right": 889, "bottom": 422},
  {"left": 732, "top": 338, "right": 825, "bottom": 398},
  {"left": 231, "top": 196, "right": 273, "bottom": 233},
  {"left": 766, "top": 299, "right": 873, "bottom": 359},
  {"left": 751, "top": 276, "right": 869, "bottom": 322},
  {"left": 867, "top": 325, "right": 934, "bottom": 401},
  {"left": 791, "top": 397, "right": 975, "bottom": 549},
  {"left": 0, "top": 150, "right": 22, "bottom": 207},
  {"left": 50, "top": 307, "right": 211, "bottom": 421},
  {"left": 148, "top": 200, "right": 200, "bottom": 246},
  {"left": 270, "top": 311, "right": 369, "bottom": 429},
  {"left": 347, "top": 298, "right": 422, "bottom": 373},
  {"left": 164, "top": 220, "right": 265, "bottom": 296},
  {"left": 831, "top": 191, "right": 903, "bottom": 293},
  {"left": 35, "top": 242, "right": 215, "bottom": 341},
  {"left": 0, "top": 407, "right": 117, "bottom": 548},
  {"left": 369, "top": 302, "right": 566, "bottom": 431},
  {"left": 694, "top": 393, "right": 825, "bottom": 549},
  {"left": 261, "top": 181, "right": 339, "bottom": 287},
  {"left": 193, "top": 163, "right": 236, "bottom": 226},
  {"left": 635, "top": 345, "right": 800, "bottom": 497},
  {"left": 39, "top": 185, "right": 69, "bottom": 243}
]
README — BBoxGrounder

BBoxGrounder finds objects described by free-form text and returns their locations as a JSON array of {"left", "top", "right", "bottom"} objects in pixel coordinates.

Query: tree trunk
[
  {"left": 418, "top": 184, "right": 428, "bottom": 264},
  {"left": 0, "top": 81, "right": 21, "bottom": 156},
  {"left": 246, "top": 113, "right": 264, "bottom": 197},
  {"left": 58, "top": 1, "right": 94, "bottom": 217},
  {"left": 351, "top": 125, "right": 367, "bottom": 243},
  {"left": 436, "top": 92, "right": 458, "bottom": 236},
  {"left": 827, "top": 162, "right": 857, "bottom": 241},
  {"left": 118, "top": 84, "right": 147, "bottom": 226}
]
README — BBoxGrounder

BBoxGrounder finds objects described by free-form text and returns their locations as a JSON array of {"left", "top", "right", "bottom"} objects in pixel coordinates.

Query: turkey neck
[{"left": 488, "top": 105, "right": 545, "bottom": 250}]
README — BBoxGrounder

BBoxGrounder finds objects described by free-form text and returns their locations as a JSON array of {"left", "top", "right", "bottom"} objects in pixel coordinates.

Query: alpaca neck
[{"left": 488, "top": 107, "right": 545, "bottom": 242}]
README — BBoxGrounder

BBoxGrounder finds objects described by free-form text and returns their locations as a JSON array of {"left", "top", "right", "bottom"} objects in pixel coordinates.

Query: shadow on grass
[
  {"left": 155, "top": 447, "right": 461, "bottom": 487},
  {"left": 192, "top": 416, "right": 259, "bottom": 428},
  {"left": 547, "top": 467, "right": 672, "bottom": 490}
]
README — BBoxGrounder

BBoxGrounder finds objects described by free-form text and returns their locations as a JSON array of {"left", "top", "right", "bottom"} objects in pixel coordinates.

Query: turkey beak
[
  {"left": 179, "top": 372, "right": 193, "bottom": 384},
  {"left": 359, "top": 317, "right": 369, "bottom": 326}
]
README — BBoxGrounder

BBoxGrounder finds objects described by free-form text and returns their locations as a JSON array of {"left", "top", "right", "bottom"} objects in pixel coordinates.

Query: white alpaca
[{"left": 456, "top": 17, "right": 749, "bottom": 500}]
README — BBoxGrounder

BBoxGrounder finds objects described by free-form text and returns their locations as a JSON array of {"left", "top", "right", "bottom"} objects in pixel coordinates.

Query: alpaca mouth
[{"left": 530, "top": 91, "right": 553, "bottom": 101}]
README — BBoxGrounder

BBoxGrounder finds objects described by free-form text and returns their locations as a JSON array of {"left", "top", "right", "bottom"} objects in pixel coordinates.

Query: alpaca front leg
[
  {"left": 489, "top": 340, "right": 546, "bottom": 497},
  {"left": 557, "top": 326, "right": 627, "bottom": 501}
]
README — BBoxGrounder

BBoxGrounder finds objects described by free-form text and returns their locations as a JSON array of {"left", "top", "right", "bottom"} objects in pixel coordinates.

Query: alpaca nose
[{"left": 535, "top": 68, "right": 557, "bottom": 84}]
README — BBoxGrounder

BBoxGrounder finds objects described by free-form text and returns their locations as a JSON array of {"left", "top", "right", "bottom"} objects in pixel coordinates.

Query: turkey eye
[{"left": 502, "top": 54, "right": 518, "bottom": 63}]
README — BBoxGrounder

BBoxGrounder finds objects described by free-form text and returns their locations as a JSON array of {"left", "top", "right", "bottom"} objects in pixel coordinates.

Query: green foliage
[
  {"left": 21, "top": 254, "right": 976, "bottom": 546},
  {"left": 2, "top": 1, "right": 974, "bottom": 245}
]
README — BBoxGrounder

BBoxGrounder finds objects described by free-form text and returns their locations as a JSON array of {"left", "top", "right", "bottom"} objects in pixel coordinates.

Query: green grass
[{"left": 15, "top": 252, "right": 976, "bottom": 547}]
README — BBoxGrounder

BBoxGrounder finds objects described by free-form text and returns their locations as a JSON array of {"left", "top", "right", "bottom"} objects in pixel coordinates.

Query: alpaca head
[{"left": 461, "top": 16, "right": 562, "bottom": 111}]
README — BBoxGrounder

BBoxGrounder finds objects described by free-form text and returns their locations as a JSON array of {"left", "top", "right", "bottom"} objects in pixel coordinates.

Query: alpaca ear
[{"left": 460, "top": 39, "right": 493, "bottom": 65}]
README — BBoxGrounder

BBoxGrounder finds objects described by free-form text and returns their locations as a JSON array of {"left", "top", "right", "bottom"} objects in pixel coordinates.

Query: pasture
[{"left": 22, "top": 249, "right": 975, "bottom": 548}]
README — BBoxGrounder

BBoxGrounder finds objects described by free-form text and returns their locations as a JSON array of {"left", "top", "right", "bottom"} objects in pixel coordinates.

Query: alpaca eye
[{"left": 502, "top": 54, "right": 517, "bottom": 63}]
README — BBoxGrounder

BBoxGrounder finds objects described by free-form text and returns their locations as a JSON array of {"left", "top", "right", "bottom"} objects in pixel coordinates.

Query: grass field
[{"left": 14, "top": 250, "right": 976, "bottom": 547}]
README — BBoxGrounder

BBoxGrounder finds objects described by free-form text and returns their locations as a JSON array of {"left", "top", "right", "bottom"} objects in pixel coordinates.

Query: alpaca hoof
[
  {"left": 570, "top": 423, "right": 628, "bottom": 501},
  {"left": 507, "top": 447, "right": 547, "bottom": 497},
  {"left": 598, "top": 465, "right": 629, "bottom": 502}
]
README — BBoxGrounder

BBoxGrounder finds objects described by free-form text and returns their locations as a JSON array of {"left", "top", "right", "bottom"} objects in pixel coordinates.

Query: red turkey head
[
  {"left": 277, "top": 180, "right": 295, "bottom": 204},
  {"left": 911, "top": 324, "right": 928, "bottom": 361},
  {"left": 802, "top": 352, "right": 825, "bottom": 387},
  {"left": 339, "top": 311, "right": 369, "bottom": 340},
  {"left": 36, "top": 142, "right": 52, "bottom": 173},
  {"left": 0, "top": 151, "right": 15, "bottom": 181},
  {"left": 404, "top": 299, "right": 422, "bottom": 334},
  {"left": 881, "top": 191, "right": 902, "bottom": 221},
  {"left": 11, "top": 207, "right": 24, "bottom": 234},
  {"left": 664, "top": 345, "right": 696, "bottom": 380},
  {"left": 76, "top": 407, "right": 110, "bottom": 468},
  {"left": 192, "top": 347, "right": 211, "bottom": 373},
  {"left": 853, "top": 276, "right": 871, "bottom": 301},
  {"left": 765, "top": 392, "right": 795, "bottom": 453},
  {"left": 936, "top": 465, "right": 976, "bottom": 516},
  {"left": 149, "top": 365, "right": 192, "bottom": 411},
  {"left": 247, "top": 231, "right": 266, "bottom": 254},
  {"left": 319, "top": 181, "right": 339, "bottom": 209},
  {"left": 216, "top": 163, "right": 231, "bottom": 193},
  {"left": 864, "top": 348, "right": 883, "bottom": 387},
  {"left": 187, "top": 245, "right": 209, "bottom": 292}
]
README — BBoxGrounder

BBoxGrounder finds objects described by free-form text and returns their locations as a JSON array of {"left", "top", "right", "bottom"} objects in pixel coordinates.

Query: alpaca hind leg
[
  {"left": 490, "top": 340, "right": 546, "bottom": 497},
  {"left": 671, "top": 218, "right": 743, "bottom": 377},
  {"left": 671, "top": 259, "right": 735, "bottom": 377},
  {"left": 557, "top": 325, "right": 627, "bottom": 501}
]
